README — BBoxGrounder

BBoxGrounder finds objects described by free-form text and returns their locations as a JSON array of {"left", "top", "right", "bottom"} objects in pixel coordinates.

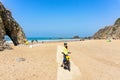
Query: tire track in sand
[{"left": 56, "top": 46, "right": 81, "bottom": 80}]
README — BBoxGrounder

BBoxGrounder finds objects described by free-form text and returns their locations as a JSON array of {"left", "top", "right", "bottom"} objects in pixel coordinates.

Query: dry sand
[
  {"left": 69, "top": 40, "right": 120, "bottom": 80},
  {"left": 57, "top": 46, "right": 81, "bottom": 80},
  {"left": 0, "top": 43, "right": 58, "bottom": 80},
  {"left": 0, "top": 40, "right": 120, "bottom": 80}
]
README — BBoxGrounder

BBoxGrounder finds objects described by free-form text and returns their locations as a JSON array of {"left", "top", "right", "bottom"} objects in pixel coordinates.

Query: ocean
[
  {"left": 4, "top": 36, "right": 80, "bottom": 42},
  {"left": 27, "top": 37, "right": 80, "bottom": 42}
]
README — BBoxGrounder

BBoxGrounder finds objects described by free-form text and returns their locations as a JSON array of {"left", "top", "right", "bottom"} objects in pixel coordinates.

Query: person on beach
[
  {"left": 61, "top": 42, "right": 70, "bottom": 67},
  {"left": 24, "top": 40, "right": 29, "bottom": 45}
]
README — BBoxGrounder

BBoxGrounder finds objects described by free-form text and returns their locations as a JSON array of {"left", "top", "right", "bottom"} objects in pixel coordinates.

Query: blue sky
[{"left": 1, "top": 0, "right": 120, "bottom": 37}]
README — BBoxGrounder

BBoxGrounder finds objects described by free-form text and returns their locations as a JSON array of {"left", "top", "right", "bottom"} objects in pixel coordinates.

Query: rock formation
[
  {"left": 93, "top": 18, "right": 120, "bottom": 39},
  {"left": 0, "top": 1, "right": 27, "bottom": 49}
]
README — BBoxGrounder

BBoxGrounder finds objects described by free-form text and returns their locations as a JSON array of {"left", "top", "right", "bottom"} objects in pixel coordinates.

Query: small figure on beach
[
  {"left": 31, "top": 40, "right": 38, "bottom": 44},
  {"left": 24, "top": 40, "right": 29, "bottom": 45},
  {"left": 31, "top": 40, "right": 34, "bottom": 44},
  {"left": 107, "top": 39, "right": 111, "bottom": 42},
  {"left": 35, "top": 40, "right": 38, "bottom": 43}
]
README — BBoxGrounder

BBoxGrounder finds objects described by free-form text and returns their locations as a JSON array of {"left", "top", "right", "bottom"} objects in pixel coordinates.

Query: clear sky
[{"left": 1, "top": 0, "right": 120, "bottom": 37}]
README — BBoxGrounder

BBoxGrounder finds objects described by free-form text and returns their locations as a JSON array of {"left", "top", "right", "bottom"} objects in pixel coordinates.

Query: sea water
[{"left": 5, "top": 36, "right": 80, "bottom": 43}]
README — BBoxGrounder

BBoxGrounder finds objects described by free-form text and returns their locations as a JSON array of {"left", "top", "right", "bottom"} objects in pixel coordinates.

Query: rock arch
[{"left": 0, "top": 2, "right": 26, "bottom": 46}]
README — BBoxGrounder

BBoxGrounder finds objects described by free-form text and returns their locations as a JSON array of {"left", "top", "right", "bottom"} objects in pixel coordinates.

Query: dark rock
[
  {"left": 0, "top": 2, "right": 27, "bottom": 50},
  {"left": 93, "top": 18, "right": 120, "bottom": 39},
  {"left": 16, "top": 58, "right": 26, "bottom": 62},
  {"left": 0, "top": 41, "right": 4, "bottom": 51},
  {"left": 73, "top": 36, "right": 80, "bottom": 39},
  {"left": 0, "top": 47, "right": 4, "bottom": 51}
]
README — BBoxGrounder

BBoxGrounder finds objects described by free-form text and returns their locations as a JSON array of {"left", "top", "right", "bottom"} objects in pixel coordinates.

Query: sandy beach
[{"left": 0, "top": 40, "right": 120, "bottom": 80}]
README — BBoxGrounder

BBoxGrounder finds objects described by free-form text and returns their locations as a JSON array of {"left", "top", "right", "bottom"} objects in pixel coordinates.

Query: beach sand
[
  {"left": 69, "top": 40, "right": 120, "bottom": 80},
  {"left": 0, "top": 43, "right": 58, "bottom": 80},
  {"left": 0, "top": 40, "right": 120, "bottom": 80}
]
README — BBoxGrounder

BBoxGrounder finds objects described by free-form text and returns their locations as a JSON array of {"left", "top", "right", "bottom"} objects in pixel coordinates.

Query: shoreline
[{"left": 6, "top": 39, "right": 82, "bottom": 44}]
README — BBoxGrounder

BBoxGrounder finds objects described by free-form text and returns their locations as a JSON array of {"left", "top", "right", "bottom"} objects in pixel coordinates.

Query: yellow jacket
[{"left": 63, "top": 47, "right": 68, "bottom": 55}]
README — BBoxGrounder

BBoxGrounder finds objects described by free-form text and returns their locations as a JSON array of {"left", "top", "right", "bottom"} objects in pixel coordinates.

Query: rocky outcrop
[
  {"left": 0, "top": 1, "right": 27, "bottom": 48},
  {"left": 93, "top": 18, "right": 120, "bottom": 39}
]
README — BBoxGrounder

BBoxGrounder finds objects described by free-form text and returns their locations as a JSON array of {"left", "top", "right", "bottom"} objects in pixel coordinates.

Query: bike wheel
[{"left": 68, "top": 61, "right": 71, "bottom": 71}]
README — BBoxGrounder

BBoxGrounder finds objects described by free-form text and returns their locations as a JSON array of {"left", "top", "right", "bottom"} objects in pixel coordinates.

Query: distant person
[
  {"left": 35, "top": 40, "right": 38, "bottom": 43},
  {"left": 31, "top": 40, "right": 34, "bottom": 44},
  {"left": 42, "top": 41, "right": 44, "bottom": 44},
  {"left": 24, "top": 40, "right": 29, "bottom": 45}
]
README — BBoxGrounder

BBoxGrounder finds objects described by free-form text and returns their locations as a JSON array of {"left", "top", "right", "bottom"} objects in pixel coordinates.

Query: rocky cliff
[
  {"left": 0, "top": 1, "right": 27, "bottom": 48},
  {"left": 93, "top": 18, "right": 120, "bottom": 39}
]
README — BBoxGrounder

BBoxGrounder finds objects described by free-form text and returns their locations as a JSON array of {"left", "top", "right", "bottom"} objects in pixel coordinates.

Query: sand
[
  {"left": 0, "top": 40, "right": 120, "bottom": 80},
  {"left": 69, "top": 40, "right": 120, "bottom": 80},
  {"left": 57, "top": 46, "right": 81, "bottom": 80},
  {"left": 0, "top": 43, "right": 58, "bottom": 80}
]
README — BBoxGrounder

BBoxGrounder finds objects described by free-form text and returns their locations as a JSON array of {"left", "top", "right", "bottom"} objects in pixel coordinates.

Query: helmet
[{"left": 64, "top": 42, "right": 67, "bottom": 46}]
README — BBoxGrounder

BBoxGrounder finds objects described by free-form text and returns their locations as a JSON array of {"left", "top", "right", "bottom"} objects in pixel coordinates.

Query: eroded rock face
[
  {"left": 0, "top": 2, "right": 27, "bottom": 47},
  {"left": 93, "top": 18, "right": 120, "bottom": 39}
]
